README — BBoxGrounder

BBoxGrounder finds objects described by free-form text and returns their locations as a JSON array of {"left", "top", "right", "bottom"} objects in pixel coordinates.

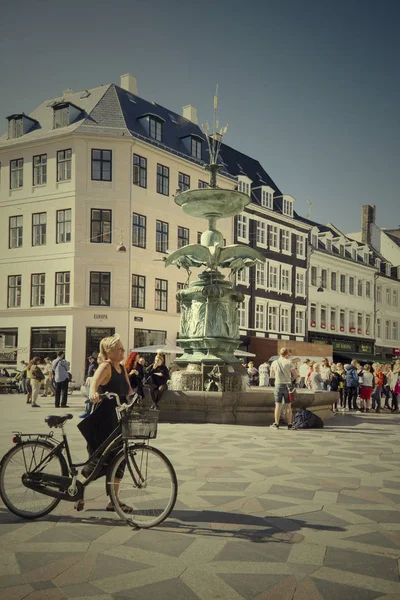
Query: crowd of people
[{"left": 245, "top": 355, "right": 400, "bottom": 414}]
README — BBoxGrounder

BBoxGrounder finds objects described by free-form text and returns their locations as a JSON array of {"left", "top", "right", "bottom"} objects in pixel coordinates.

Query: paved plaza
[{"left": 0, "top": 392, "right": 399, "bottom": 600}]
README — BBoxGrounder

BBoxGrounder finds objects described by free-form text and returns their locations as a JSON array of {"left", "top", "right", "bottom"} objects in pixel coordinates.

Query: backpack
[
  {"left": 33, "top": 366, "right": 45, "bottom": 382},
  {"left": 330, "top": 373, "right": 340, "bottom": 392},
  {"left": 293, "top": 409, "right": 324, "bottom": 430},
  {"left": 346, "top": 368, "right": 358, "bottom": 388}
]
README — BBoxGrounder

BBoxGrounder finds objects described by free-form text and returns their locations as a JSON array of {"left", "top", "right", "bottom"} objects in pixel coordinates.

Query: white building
[{"left": 0, "top": 74, "right": 234, "bottom": 382}]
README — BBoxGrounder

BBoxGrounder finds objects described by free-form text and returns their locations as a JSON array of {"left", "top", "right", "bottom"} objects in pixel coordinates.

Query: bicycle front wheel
[
  {"left": 0, "top": 441, "right": 67, "bottom": 519},
  {"left": 108, "top": 444, "right": 178, "bottom": 528}
]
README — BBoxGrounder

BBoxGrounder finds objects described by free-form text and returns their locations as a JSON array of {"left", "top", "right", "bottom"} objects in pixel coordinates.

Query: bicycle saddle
[{"left": 45, "top": 414, "right": 73, "bottom": 428}]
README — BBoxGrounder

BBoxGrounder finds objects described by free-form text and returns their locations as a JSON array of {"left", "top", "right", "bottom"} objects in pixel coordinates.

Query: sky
[{"left": 0, "top": 0, "right": 398, "bottom": 233}]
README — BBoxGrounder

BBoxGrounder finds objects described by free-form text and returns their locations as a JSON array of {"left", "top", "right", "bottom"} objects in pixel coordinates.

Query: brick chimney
[
  {"left": 182, "top": 105, "right": 198, "bottom": 124},
  {"left": 361, "top": 204, "right": 375, "bottom": 244},
  {"left": 120, "top": 73, "right": 138, "bottom": 96}
]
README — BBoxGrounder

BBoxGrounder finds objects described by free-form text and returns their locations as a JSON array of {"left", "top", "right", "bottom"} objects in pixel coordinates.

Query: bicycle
[{"left": 0, "top": 392, "right": 178, "bottom": 528}]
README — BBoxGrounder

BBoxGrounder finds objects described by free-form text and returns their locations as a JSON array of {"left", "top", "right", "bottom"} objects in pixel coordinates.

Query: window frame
[
  {"left": 56, "top": 209, "right": 72, "bottom": 244},
  {"left": 32, "top": 212, "right": 47, "bottom": 246},
  {"left": 268, "top": 224, "right": 279, "bottom": 250},
  {"left": 57, "top": 149, "right": 72, "bottom": 182},
  {"left": 132, "top": 213, "right": 146, "bottom": 248},
  {"left": 9, "top": 215, "right": 23, "bottom": 249},
  {"left": 191, "top": 137, "right": 202, "bottom": 159},
  {"left": 91, "top": 149, "right": 112, "bottom": 182},
  {"left": 55, "top": 271, "right": 70, "bottom": 306},
  {"left": 10, "top": 158, "right": 24, "bottom": 189},
  {"left": 155, "top": 278, "right": 168, "bottom": 311},
  {"left": 31, "top": 273, "right": 45, "bottom": 307},
  {"left": 90, "top": 209, "right": 112, "bottom": 244},
  {"left": 89, "top": 271, "right": 111, "bottom": 306},
  {"left": 156, "top": 220, "right": 169, "bottom": 253},
  {"left": 133, "top": 154, "right": 147, "bottom": 188},
  {"left": 149, "top": 117, "right": 162, "bottom": 141},
  {"left": 7, "top": 275, "right": 22, "bottom": 308},
  {"left": 177, "top": 226, "right": 189, "bottom": 248},
  {"left": 236, "top": 215, "right": 248, "bottom": 242},
  {"left": 33, "top": 153, "right": 47, "bottom": 186},
  {"left": 156, "top": 164, "right": 169, "bottom": 196},
  {"left": 132, "top": 274, "right": 146, "bottom": 309},
  {"left": 178, "top": 172, "right": 190, "bottom": 192},
  {"left": 281, "top": 229, "right": 291, "bottom": 254}
]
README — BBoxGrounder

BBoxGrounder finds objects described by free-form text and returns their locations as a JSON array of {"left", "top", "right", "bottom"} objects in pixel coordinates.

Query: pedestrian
[
  {"left": 87, "top": 356, "right": 97, "bottom": 378},
  {"left": 80, "top": 357, "right": 102, "bottom": 419},
  {"left": 336, "top": 363, "right": 346, "bottom": 409},
  {"left": 125, "top": 352, "right": 144, "bottom": 397},
  {"left": 29, "top": 357, "right": 44, "bottom": 408},
  {"left": 247, "top": 361, "right": 259, "bottom": 386},
  {"left": 389, "top": 360, "right": 400, "bottom": 413},
  {"left": 269, "top": 348, "right": 296, "bottom": 429},
  {"left": 18, "top": 360, "right": 28, "bottom": 393},
  {"left": 298, "top": 359, "right": 310, "bottom": 388},
  {"left": 52, "top": 351, "right": 70, "bottom": 408},
  {"left": 320, "top": 358, "right": 331, "bottom": 391},
  {"left": 41, "top": 357, "right": 55, "bottom": 397},
  {"left": 359, "top": 364, "right": 374, "bottom": 412},
  {"left": 309, "top": 363, "right": 324, "bottom": 391},
  {"left": 25, "top": 359, "right": 34, "bottom": 404},
  {"left": 372, "top": 363, "right": 384, "bottom": 413},
  {"left": 344, "top": 361, "right": 359, "bottom": 411},
  {"left": 382, "top": 364, "right": 391, "bottom": 410},
  {"left": 146, "top": 353, "right": 170, "bottom": 406},
  {"left": 330, "top": 365, "right": 341, "bottom": 412},
  {"left": 258, "top": 360, "right": 270, "bottom": 387}
]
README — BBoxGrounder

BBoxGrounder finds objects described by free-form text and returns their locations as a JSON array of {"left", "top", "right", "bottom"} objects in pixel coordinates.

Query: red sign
[
  {"left": 366, "top": 330, "right": 370, "bottom": 335},
  {"left": 394, "top": 348, "right": 400, "bottom": 355},
  {"left": 358, "top": 328, "right": 362, "bottom": 334},
  {"left": 350, "top": 327, "right": 356, "bottom": 333},
  {"left": 310, "top": 321, "right": 316, "bottom": 327},
  {"left": 331, "top": 324, "right": 335, "bottom": 330},
  {"left": 340, "top": 326, "right": 344, "bottom": 332},
  {"left": 321, "top": 323, "right": 326, "bottom": 329}
]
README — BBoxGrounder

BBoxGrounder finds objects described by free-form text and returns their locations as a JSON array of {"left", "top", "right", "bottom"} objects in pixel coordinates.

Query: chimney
[
  {"left": 120, "top": 73, "right": 138, "bottom": 96},
  {"left": 63, "top": 88, "right": 75, "bottom": 96},
  {"left": 361, "top": 204, "right": 375, "bottom": 244},
  {"left": 182, "top": 104, "right": 198, "bottom": 124}
]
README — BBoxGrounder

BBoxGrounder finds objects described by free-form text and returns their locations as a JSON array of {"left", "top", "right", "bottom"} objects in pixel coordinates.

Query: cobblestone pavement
[{"left": 0, "top": 392, "right": 399, "bottom": 600}]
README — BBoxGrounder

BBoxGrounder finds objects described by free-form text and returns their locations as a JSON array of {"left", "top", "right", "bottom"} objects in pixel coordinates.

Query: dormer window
[
  {"left": 261, "top": 186, "right": 273, "bottom": 209},
  {"left": 375, "top": 258, "right": 381, "bottom": 270},
  {"left": 191, "top": 137, "right": 202, "bottom": 159},
  {"left": 326, "top": 239, "right": 332, "bottom": 252},
  {"left": 53, "top": 102, "right": 82, "bottom": 129},
  {"left": 7, "top": 113, "right": 37, "bottom": 139},
  {"left": 311, "top": 234, "right": 318, "bottom": 247},
  {"left": 149, "top": 117, "right": 162, "bottom": 141},
  {"left": 352, "top": 248, "right": 356, "bottom": 260},
  {"left": 237, "top": 175, "right": 252, "bottom": 196},
  {"left": 282, "top": 196, "right": 294, "bottom": 217},
  {"left": 386, "top": 263, "right": 391, "bottom": 276}
]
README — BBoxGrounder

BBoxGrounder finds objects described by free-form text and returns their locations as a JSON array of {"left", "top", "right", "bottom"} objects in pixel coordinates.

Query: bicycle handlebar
[{"left": 98, "top": 392, "right": 139, "bottom": 412}]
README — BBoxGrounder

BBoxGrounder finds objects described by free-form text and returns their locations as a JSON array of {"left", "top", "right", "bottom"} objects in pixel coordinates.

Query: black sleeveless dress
[{"left": 78, "top": 363, "right": 129, "bottom": 480}]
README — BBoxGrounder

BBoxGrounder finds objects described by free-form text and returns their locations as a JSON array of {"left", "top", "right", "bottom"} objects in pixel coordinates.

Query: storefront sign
[
  {"left": 134, "top": 317, "right": 143, "bottom": 322},
  {"left": 333, "top": 341, "right": 355, "bottom": 352},
  {"left": 393, "top": 348, "right": 400, "bottom": 355},
  {"left": 330, "top": 325, "right": 335, "bottom": 330},
  {"left": 357, "top": 328, "right": 362, "bottom": 334},
  {"left": 321, "top": 323, "right": 326, "bottom": 329},
  {"left": 358, "top": 342, "right": 373, "bottom": 353},
  {"left": 340, "top": 326, "right": 344, "bottom": 332},
  {"left": 310, "top": 321, "right": 316, "bottom": 327},
  {"left": 349, "top": 327, "right": 356, "bottom": 333},
  {"left": 94, "top": 314, "right": 108, "bottom": 320}
]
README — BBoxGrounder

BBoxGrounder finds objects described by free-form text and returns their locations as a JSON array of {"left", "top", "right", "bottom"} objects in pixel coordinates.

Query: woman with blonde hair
[
  {"left": 76, "top": 334, "right": 133, "bottom": 512},
  {"left": 309, "top": 363, "right": 324, "bottom": 391},
  {"left": 390, "top": 360, "right": 400, "bottom": 412}
]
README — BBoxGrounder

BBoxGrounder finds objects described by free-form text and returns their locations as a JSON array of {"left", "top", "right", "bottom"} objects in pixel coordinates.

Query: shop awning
[{"left": 333, "top": 352, "right": 388, "bottom": 364}]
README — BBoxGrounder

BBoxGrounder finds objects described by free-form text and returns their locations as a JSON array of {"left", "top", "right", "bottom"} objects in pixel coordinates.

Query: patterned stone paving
[{"left": 0, "top": 392, "right": 399, "bottom": 599}]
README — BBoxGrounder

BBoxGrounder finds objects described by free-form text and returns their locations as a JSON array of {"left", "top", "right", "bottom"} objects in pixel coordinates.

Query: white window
[
  {"left": 255, "top": 303, "right": 265, "bottom": 330},
  {"left": 238, "top": 298, "right": 248, "bottom": 329},
  {"left": 238, "top": 179, "right": 251, "bottom": 196},
  {"left": 282, "top": 197, "right": 293, "bottom": 217},
  {"left": 364, "top": 252, "right": 369, "bottom": 264},
  {"left": 349, "top": 277, "right": 355, "bottom": 295},
  {"left": 296, "top": 271, "right": 305, "bottom": 296},
  {"left": 268, "top": 264, "right": 278, "bottom": 290},
  {"left": 386, "top": 320, "right": 390, "bottom": 340},
  {"left": 268, "top": 225, "right": 279, "bottom": 250},
  {"left": 386, "top": 288, "right": 391, "bottom": 305},
  {"left": 236, "top": 267, "right": 249, "bottom": 286},
  {"left": 386, "top": 263, "right": 391, "bottom": 276},
  {"left": 340, "top": 309, "right": 345, "bottom": 330},
  {"left": 357, "top": 279, "right": 363, "bottom": 297},
  {"left": 393, "top": 290, "right": 398, "bottom": 307},
  {"left": 365, "top": 281, "right": 371, "bottom": 298},
  {"left": 310, "top": 304, "right": 317, "bottom": 326},
  {"left": 331, "top": 272, "right": 337, "bottom": 291},
  {"left": 352, "top": 247, "right": 356, "bottom": 260},
  {"left": 236, "top": 215, "right": 248, "bottom": 241},
  {"left": 268, "top": 305, "right": 278, "bottom": 330},
  {"left": 256, "top": 263, "right": 266, "bottom": 287},
  {"left": 281, "top": 229, "right": 291, "bottom": 253},
  {"left": 377, "top": 285, "right": 381, "bottom": 303},
  {"left": 393, "top": 322, "right": 398, "bottom": 341},
  {"left": 377, "top": 318, "right": 381, "bottom": 338},
  {"left": 256, "top": 221, "right": 266, "bottom": 245},
  {"left": 326, "top": 239, "right": 332, "bottom": 252},
  {"left": 261, "top": 188, "right": 273, "bottom": 209},
  {"left": 281, "top": 267, "right": 291, "bottom": 292},
  {"left": 349, "top": 311, "right": 355, "bottom": 330},
  {"left": 295, "top": 310, "right": 305, "bottom": 335},
  {"left": 357, "top": 312, "right": 363, "bottom": 332},
  {"left": 296, "top": 235, "right": 305, "bottom": 257},
  {"left": 330, "top": 308, "right": 336, "bottom": 330},
  {"left": 311, "top": 266, "right": 317, "bottom": 286},
  {"left": 366, "top": 314, "right": 371, "bottom": 334},
  {"left": 320, "top": 306, "right": 327, "bottom": 328},
  {"left": 280, "top": 307, "right": 290, "bottom": 332},
  {"left": 321, "top": 269, "right": 327, "bottom": 289},
  {"left": 311, "top": 234, "right": 318, "bottom": 247}
]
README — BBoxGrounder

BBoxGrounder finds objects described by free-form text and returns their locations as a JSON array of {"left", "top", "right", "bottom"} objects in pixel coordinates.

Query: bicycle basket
[{"left": 121, "top": 407, "right": 159, "bottom": 439}]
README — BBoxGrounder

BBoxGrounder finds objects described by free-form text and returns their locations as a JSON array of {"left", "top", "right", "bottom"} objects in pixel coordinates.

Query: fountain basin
[{"left": 175, "top": 188, "right": 251, "bottom": 219}]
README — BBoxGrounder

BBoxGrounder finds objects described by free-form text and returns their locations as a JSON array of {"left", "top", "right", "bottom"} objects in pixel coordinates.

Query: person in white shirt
[
  {"left": 270, "top": 348, "right": 297, "bottom": 429},
  {"left": 298, "top": 360, "right": 310, "bottom": 388},
  {"left": 52, "top": 351, "right": 70, "bottom": 408},
  {"left": 258, "top": 361, "right": 270, "bottom": 387},
  {"left": 359, "top": 364, "right": 374, "bottom": 412},
  {"left": 309, "top": 363, "right": 324, "bottom": 391}
]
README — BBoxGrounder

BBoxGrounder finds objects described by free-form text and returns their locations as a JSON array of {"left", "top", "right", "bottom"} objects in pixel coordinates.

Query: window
[
  {"left": 198, "top": 180, "right": 208, "bottom": 188},
  {"left": 238, "top": 299, "right": 248, "bottom": 328},
  {"left": 393, "top": 290, "right": 398, "bottom": 307},
  {"left": 268, "top": 305, "right": 278, "bottom": 330},
  {"left": 256, "top": 221, "right": 266, "bottom": 245},
  {"left": 55, "top": 272, "right": 70, "bottom": 306},
  {"left": 191, "top": 138, "right": 202, "bottom": 159},
  {"left": 133, "top": 155, "right": 147, "bottom": 188},
  {"left": 197, "top": 231, "right": 202, "bottom": 244},
  {"left": 9, "top": 216, "right": 23, "bottom": 248},
  {"left": 310, "top": 304, "right": 317, "bottom": 326},
  {"left": 178, "top": 226, "right": 189, "bottom": 248},
  {"left": 238, "top": 180, "right": 250, "bottom": 195},
  {"left": 269, "top": 264, "right": 278, "bottom": 290},
  {"left": 281, "top": 230, "right": 291, "bottom": 253},
  {"left": 149, "top": 117, "right": 162, "bottom": 141},
  {"left": 8, "top": 117, "right": 23, "bottom": 138},
  {"left": 30, "top": 327, "right": 66, "bottom": 362},
  {"left": 155, "top": 278, "right": 168, "bottom": 311},
  {"left": 281, "top": 267, "right": 290, "bottom": 292},
  {"left": 90, "top": 272, "right": 111, "bottom": 306},
  {"left": 255, "top": 303, "right": 265, "bottom": 330},
  {"left": 352, "top": 248, "right": 356, "bottom": 260},
  {"left": 296, "top": 236, "right": 305, "bottom": 257},
  {"left": 31, "top": 273, "right": 45, "bottom": 306},
  {"left": 156, "top": 220, "right": 169, "bottom": 253},
  {"left": 311, "top": 266, "right": 317, "bottom": 287},
  {"left": 33, "top": 154, "right": 47, "bottom": 186},
  {"left": 377, "top": 318, "right": 381, "bottom": 338},
  {"left": 339, "top": 244, "right": 345, "bottom": 257},
  {"left": 7, "top": 275, "right": 21, "bottom": 308},
  {"left": 236, "top": 267, "right": 249, "bottom": 286},
  {"left": 268, "top": 224, "right": 279, "bottom": 250},
  {"left": 349, "top": 277, "right": 355, "bottom": 295},
  {"left": 357, "top": 313, "right": 363, "bottom": 332},
  {"left": 281, "top": 307, "right": 290, "bottom": 332},
  {"left": 330, "top": 308, "right": 336, "bottom": 330},
  {"left": 54, "top": 106, "right": 69, "bottom": 128},
  {"left": 340, "top": 274, "right": 346, "bottom": 293},
  {"left": 326, "top": 239, "right": 332, "bottom": 252},
  {"left": 357, "top": 280, "right": 363, "bottom": 297},
  {"left": 311, "top": 234, "right": 318, "bottom": 247},
  {"left": 178, "top": 172, "right": 190, "bottom": 192},
  {"left": 296, "top": 271, "right": 305, "bottom": 295},
  {"left": 236, "top": 215, "right": 248, "bottom": 241},
  {"left": 57, "top": 149, "right": 72, "bottom": 181},
  {"left": 256, "top": 263, "right": 266, "bottom": 287},
  {"left": 91, "top": 149, "right": 112, "bottom": 181},
  {"left": 321, "top": 269, "right": 327, "bottom": 289},
  {"left": 90, "top": 209, "right": 111, "bottom": 243},
  {"left": 386, "top": 263, "right": 391, "bottom": 276},
  {"left": 282, "top": 197, "right": 293, "bottom": 217},
  {"left": 386, "top": 320, "right": 390, "bottom": 340},
  {"left": 377, "top": 285, "right": 381, "bottom": 303},
  {"left": 10, "top": 158, "right": 23, "bottom": 189},
  {"left": 340, "top": 310, "right": 345, "bottom": 330},
  {"left": 56, "top": 209, "right": 71, "bottom": 243},
  {"left": 176, "top": 282, "right": 185, "bottom": 313},
  {"left": 320, "top": 306, "right": 327, "bottom": 328},
  {"left": 393, "top": 322, "right": 398, "bottom": 341},
  {"left": 386, "top": 288, "right": 391, "bottom": 305},
  {"left": 132, "top": 275, "right": 145, "bottom": 309},
  {"left": 32, "top": 212, "right": 46, "bottom": 246},
  {"left": 366, "top": 281, "right": 371, "bottom": 298},
  {"left": 261, "top": 189, "right": 273, "bottom": 209},
  {"left": 349, "top": 311, "right": 355, "bottom": 330},
  {"left": 295, "top": 310, "right": 305, "bottom": 335},
  {"left": 331, "top": 272, "right": 337, "bottom": 291},
  {"left": 366, "top": 314, "right": 371, "bottom": 334},
  {"left": 157, "top": 164, "right": 169, "bottom": 195},
  {"left": 132, "top": 213, "right": 146, "bottom": 248}
]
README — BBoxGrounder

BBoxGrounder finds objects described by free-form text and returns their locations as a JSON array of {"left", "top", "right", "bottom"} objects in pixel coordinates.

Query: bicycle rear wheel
[
  {"left": 0, "top": 441, "right": 67, "bottom": 519},
  {"left": 108, "top": 444, "right": 178, "bottom": 528}
]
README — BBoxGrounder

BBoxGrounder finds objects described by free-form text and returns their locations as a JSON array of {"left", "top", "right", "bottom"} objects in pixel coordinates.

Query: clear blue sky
[{"left": 0, "top": 0, "right": 398, "bottom": 233}]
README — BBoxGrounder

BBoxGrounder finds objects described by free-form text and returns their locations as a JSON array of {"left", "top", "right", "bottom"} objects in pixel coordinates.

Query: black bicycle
[{"left": 0, "top": 393, "right": 178, "bottom": 528}]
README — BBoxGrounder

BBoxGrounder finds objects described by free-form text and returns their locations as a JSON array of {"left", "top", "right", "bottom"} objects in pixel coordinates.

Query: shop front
[
  {"left": 30, "top": 327, "right": 66, "bottom": 361},
  {"left": 0, "top": 328, "right": 18, "bottom": 365},
  {"left": 309, "top": 333, "right": 377, "bottom": 363}
]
